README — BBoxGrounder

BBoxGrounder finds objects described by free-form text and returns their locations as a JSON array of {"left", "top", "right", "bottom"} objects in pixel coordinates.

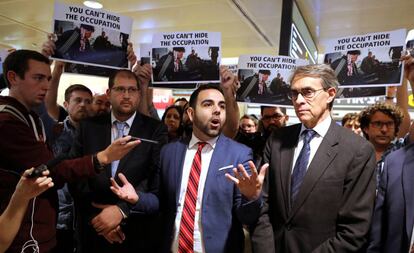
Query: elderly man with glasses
[{"left": 251, "top": 64, "right": 376, "bottom": 253}]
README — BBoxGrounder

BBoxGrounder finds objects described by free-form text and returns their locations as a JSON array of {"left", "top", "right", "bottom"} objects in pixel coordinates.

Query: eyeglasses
[
  {"left": 111, "top": 86, "right": 139, "bottom": 94},
  {"left": 262, "top": 113, "right": 284, "bottom": 121},
  {"left": 370, "top": 121, "right": 395, "bottom": 129},
  {"left": 288, "top": 88, "right": 325, "bottom": 101}
]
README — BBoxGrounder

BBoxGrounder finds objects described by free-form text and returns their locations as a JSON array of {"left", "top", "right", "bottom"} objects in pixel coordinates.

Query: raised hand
[
  {"left": 97, "top": 136, "right": 140, "bottom": 165},
  {"left": 41, "top": 34, "right": 56, "bottom": 58},
  {"left": 110, "top": 173, "right": 139, "bottom": 204},
  {"left": 133, "top": 62, "right": 152, "bottom": 88},
  {"left": 16, "top": 168, "right": 54, "bottom": 201},
  {"left": 220, "top": 65, "right": 238, "bottom": 95},
  {"left": 127, "top": 42, "right": 137, "bottom": 68},
  {"left": 225, "top": 161, "right": 268, "bottom": 201}
]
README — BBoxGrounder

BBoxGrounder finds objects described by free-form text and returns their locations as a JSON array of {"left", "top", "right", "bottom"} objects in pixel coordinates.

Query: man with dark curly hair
[{"left": 359, "top": 102, "right": 407, "bottom": 187}]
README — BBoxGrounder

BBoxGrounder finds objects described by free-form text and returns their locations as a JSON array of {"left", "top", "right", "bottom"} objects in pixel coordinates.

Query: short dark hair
[
  {"left": 189, "top": 84, "right": 224, "bottom": 109},
  {"left": 359, "top": 102, "right": 404, "bottom": 139},
  {"left": 3, "top": 49, "right": 50, "bottom": 88},
  {"left": 260, "top": 106, "right": 286, "bottom": 115},
  {"left": 64, "top": 84, "right": 92, "bottom": 102},
  {"left": 175, "top": 97, "right": 188, "bottom": 103},
  {"left": 108, "top": 69, "right": 139, "bottom": 89}
]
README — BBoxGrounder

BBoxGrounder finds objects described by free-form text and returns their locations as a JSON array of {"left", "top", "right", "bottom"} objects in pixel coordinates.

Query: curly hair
[{"left": 359, "top": 102, "right": 404, "bottom": 139}]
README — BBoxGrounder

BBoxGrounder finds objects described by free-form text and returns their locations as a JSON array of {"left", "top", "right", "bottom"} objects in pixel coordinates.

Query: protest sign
[
  {"left": 324, "top": 29, "right": 406, "bottom": 88},
  {"left": 236, "top": 55, "right": 308, "bottom": 105},
  {"left": 139, "top": 43, "right": 151, "bottom": 65},
  {"left": 51, "top": 2, "right": 132, "bottom": 69},
  {"left": 151, "top": 31, "right": 221, "bottom": 86}
]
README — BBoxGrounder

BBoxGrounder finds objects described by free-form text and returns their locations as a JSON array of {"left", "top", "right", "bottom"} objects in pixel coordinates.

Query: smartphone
[{"left": 126, "top": 136, "right": 159, "bottom": 144}]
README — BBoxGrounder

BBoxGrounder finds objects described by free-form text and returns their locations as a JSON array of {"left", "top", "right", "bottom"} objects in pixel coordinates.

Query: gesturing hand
[
  {"left": 225, "top": 161, "right": 268, "bottom": 201},
  {"left": 110, "top": 173, "right": 139, "bottom": 205}
]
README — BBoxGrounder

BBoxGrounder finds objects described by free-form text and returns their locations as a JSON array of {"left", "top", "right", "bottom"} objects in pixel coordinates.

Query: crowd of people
[{"left": 0, "top": 34, "right": 414, "bottom": 253}]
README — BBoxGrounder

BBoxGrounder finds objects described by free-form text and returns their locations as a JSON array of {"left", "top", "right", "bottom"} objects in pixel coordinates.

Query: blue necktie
[
  {"left": 111, "top": 121, "right": 126, "bottom": 177},
  {"left": 291, "top": 129, "right": 317, "bottom": 205}
]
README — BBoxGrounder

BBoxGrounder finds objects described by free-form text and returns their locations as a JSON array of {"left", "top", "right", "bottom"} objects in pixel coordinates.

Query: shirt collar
[
  {"left": 111, "top": 111, "right": 136, "bottom": 127},
  {"left": 300, "top": 115, "right": 332, "bottom": 138},
  {"left": 189, "top": 133, "right": 219, "bottom": 150}
]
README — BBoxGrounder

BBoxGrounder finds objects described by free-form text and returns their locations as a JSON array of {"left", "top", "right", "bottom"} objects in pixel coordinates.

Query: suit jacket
[
  {"left": 138, "top": 134, "right": 262, "bottom": 253},
  {"left": 367, "top": 143, "right": 414, "bottom": 253},
  {"left": 69, "top": 112, "right": 167, "bottom": 253},
  {"left": 251, "top": 121, "right": 376, "bottom": 253}
]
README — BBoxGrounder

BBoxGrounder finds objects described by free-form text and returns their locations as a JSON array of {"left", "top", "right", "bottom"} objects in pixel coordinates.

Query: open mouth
[{"left": 210, "top": 118, "right": 221, "bottom": 128}]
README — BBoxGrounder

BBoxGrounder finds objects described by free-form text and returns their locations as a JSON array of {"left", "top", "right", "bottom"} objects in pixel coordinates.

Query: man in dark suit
[
  {"left": 366, "top": 144, "right": 414, "bottom": 253},
  {"left": 69, "top": 69, "right": 168, "bottom": 252},
  {"left": 251, "top": 64, "right": 376, "bottom": 252},
  {"left": 111, "top": 83, "right": 268, "bottom": 253}
]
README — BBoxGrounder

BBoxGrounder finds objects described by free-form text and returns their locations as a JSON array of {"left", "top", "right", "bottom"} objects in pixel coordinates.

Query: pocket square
[{"left": 218, "top": 165, "right": 234, "bottom": 171}]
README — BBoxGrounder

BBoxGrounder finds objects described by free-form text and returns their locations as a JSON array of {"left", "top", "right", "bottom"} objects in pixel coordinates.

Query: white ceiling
[{"left": 0, "top": 0, "right": 413, "bottom": 58}]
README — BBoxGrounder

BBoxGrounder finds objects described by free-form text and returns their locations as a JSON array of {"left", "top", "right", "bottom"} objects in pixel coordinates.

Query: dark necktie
[
  {"left": 291, "top": 129, "right": 317, "bottom": 205},
  {"left": 178, "top": 142, "right": 206, "bottom": 253}
]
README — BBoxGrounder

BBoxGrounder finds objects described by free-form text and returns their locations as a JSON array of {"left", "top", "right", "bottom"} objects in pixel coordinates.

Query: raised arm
[
  {"left": 220, "top": 66, "right": 240, "bottom": 138},
  {"left": 0, "top": 169, "right": 53, "bottom": 253}
]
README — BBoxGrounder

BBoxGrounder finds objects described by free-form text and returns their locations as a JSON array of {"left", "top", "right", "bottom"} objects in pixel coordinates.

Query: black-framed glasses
[
  {"left": 370, "top": 121, "right": 395, "bottom": 129},
  {"left": 288, "top": 88, "right": 325, "bottom": 100},
  {"left": 262, "top": 113, "right": 284, "bottom": 121},
  {"left": 111, "top": 86, "right": 139, "bottom": 94}
]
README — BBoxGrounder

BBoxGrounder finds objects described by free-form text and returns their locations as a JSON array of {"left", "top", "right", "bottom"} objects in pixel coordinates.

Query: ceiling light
[{"left": 83, "top": 1, "right": 103, "bottom": 9}]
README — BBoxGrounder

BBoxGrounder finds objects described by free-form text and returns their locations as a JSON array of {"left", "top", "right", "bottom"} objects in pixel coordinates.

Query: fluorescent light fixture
[{"left": 83, "top": 1, "right": 103, "bottom": 9}]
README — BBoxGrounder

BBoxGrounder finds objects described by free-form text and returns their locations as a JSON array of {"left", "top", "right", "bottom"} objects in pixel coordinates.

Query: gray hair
[{"left": 290, "top": 64, "right": 339, "bottom": 90}]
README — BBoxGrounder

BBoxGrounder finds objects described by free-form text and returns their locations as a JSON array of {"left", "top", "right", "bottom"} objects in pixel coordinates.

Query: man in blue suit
[
  {"left": 367, "top": 143, "right": 414, "bottom": 252},
  {"left": 110, "top": 81, "right": 268, "bottom": 253}
]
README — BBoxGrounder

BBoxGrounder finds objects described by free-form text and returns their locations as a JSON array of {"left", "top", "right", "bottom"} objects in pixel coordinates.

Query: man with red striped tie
[{"left": 110, "top": 73, "right": 268, "bottom": 253}]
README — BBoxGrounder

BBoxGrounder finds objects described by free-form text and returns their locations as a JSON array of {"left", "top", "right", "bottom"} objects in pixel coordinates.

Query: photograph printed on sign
[
  {"left": 236, "top": 55, "right": 308, "bottom": 106},
  {"left": 51, "top": 2, "right": 132, "bottom": 69},
  {"left": 323, "top": 29, "right": 406, "bottom": 88},
  {"left": 151, "top": 31, "right": 221, "bottom": 85}
]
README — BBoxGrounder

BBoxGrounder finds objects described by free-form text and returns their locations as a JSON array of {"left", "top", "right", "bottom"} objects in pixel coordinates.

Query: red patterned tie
[{"left": 178, "top": 142, "right": 206, "bottom": 253}]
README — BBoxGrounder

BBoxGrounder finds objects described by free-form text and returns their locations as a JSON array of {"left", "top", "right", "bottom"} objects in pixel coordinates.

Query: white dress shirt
[
  {"left": 291, "top": 116, "right": 332, "bottom": 174},
  {"left": 172, "top": 133, "right": 218, "bottom": 253}
]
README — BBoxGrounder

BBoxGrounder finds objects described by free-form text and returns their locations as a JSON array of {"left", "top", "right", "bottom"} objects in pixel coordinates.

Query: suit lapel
[
  {"left": 103, "top": 114, "right": 113, "bottom": 178},
  {"left": 402, "top": 145, "right": 414, "bottom": 240},
  {"left": 201, "top": 134, "right": 228, "bottom": 207},
  {"left": 175, "top": 138, "right": 190, "bottom": 204},
  {"left": 280, "top": 125, "right": 301, "bottom": 213},
  {"left": 116, "top": 113, "right": 143, "bottom": 176},
  {"left": 289, "top": 122, "right": 339, "bottom": 219}
]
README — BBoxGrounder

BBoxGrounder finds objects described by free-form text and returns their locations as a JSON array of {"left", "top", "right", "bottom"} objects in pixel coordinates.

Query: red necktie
[{"left": 178, "top": 142, "right": 207, "bottom": 253}]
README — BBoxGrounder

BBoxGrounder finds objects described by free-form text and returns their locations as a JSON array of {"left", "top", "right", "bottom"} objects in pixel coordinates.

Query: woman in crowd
[{"left": 162, "top": 105, "right": 184, "bottom": 142}]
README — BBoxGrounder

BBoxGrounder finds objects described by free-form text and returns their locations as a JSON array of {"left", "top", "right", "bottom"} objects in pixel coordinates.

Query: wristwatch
[{"left": 92, "top": 153, "right": 106, "bottom": 173}]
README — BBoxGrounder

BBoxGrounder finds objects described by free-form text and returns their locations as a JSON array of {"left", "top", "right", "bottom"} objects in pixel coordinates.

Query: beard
[{"left": 192, "top": 117, "right": 222, "bottom": 138}]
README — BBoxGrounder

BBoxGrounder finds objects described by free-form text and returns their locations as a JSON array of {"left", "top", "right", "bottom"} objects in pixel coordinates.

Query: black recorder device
[
  {"left": 27, "top": 164, "right": 48, "bottom": 178},
  {"left": 27, "top": 155, "right": 66, "bottom": 178}
]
